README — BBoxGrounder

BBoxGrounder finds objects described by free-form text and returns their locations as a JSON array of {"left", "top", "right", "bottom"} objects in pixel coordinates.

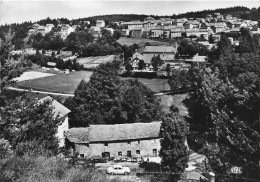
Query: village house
[
  {"left": 225, "top": 14, "right": 233, "bottom": 20},
  {"left": 143, "top": 20, "right": 157, "bottom": 28},
  {"left": 119, "top": 29, "right": 130, "bottom": 36},
  {"left": 200, "top": 22, "right": 212, "bottom": 30},
  {"left": 129, "top": 51, "right": 154, "bottom": 72},
  {"left": 60, "top": 25, "right": 74, "bottom": 39},
  {"left": 131, "top": 28, "right": 143, "bottom": 37},
  {"left": 39, "top": 96, "right": 71, "bottom": 147},
  {"left": 45, "top": 24, "right": 54, "bottom": 34},
  {"left": 125, "top": 21, "right": 144, "bottom": 30},
  {"left": 65, "top": 122, "right": 162, "bottom": 158},
  {"left": 173, "top": 18, "right": 187, "bottom": 26},
  {"left": 171, "top": 28, "right": 185, "bottom": 38},
  {"left": 28, "top": 29, "right": 36, "bottom": 36},
  {"left": 36, "top": 26, "right": 46, "bottom": 36},
  {"left": 142, "top": 28, "right": 151, "bottom": 38},
  {"left": 185, "top": 29, "right": 210, "bottom": 39},
  {"left": 96, "top": 20, "right": 105, "bottom": 28},
  {"left": 142, "top": 45, "right": 177, "bottom": 62},
  {"left": 210, "top": 22, "right": 227, "bottom": 33},
  {"left": 226, "top": 21, "right": 247, "bottom": 29},
  {"left": 150, "top": 28, "right": 163, "bottom": 38}
]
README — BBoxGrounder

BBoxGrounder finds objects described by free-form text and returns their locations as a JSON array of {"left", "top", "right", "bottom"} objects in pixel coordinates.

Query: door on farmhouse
[
  {"left": 153, "top": 149, "right": 157, "bottom": 157},
  {"left": 102, "top": 152, "right": 110, "bottom": 159},
  {"left": 127, "top": 151, "right": 131, "bottom": 157}
]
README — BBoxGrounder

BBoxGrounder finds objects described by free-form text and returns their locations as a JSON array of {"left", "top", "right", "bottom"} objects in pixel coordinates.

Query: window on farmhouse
[
  {"left": 136, "top": 150, "right": 140, "bottom": 155},
  {"left": 104, "top": 142, "right": 108, "bottom": 146},
  {"left": 128, "top": 141, "right": 131, "bottom": 145},
  {"left": 138, "top": 140, "right": 140, "bottom": 144},
  {"left": 80, "top": 154, "right": 84, "bottom": 158},
  {"left": 118, "top": 151, "right": 122, "bottom": 156},
  {"left": 153, "top": 149, "right": 157, "bottom": 157}
]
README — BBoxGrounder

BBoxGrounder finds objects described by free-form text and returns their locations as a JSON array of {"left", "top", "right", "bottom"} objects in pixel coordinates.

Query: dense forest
[{"left": 172, "top": 6, "right": 250, "bottom": 19}]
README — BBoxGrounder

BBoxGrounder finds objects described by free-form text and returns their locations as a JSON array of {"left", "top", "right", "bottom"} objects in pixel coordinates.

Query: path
[{"left": 7, "top": 86, "right": 74, "bottom": 97}]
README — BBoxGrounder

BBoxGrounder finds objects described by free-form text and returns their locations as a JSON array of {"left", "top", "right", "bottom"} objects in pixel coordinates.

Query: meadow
[
  {"left": 122, "top": 77, "right": 170, "bottom": 92},
  {"left": 16, "top": 71, "right": 93, "bottom": 94},
  {"left": 117, "top": 37, "right": 170, "bottom": 46}
]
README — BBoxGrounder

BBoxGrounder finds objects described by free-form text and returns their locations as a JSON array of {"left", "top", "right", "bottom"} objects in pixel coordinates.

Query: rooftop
[
  {"left": 143, "top": 46, "right": 177, "bottom": 53},
  {"left": 39, "top": 96, "right": 71, "bottom": 118},
  {"left": 65, "top": 121, "right": 162, "bottom": 143}
]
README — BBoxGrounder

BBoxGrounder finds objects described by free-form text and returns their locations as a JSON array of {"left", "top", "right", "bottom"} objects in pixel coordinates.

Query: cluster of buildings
[
  {"left": 128, "top": 45, "right": 207, "bottom": 72},
  {"left": 28, "top": 23, "right": 76, "bottom": 39},
  {"left": 115, "top": 13, "right": 259, "bottom": 40}
]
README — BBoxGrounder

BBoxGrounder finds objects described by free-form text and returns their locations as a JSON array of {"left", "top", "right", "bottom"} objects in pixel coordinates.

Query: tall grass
[
  {"left": 0, "top": 155, "right": 107, "bottom": 182},
  {"left": 0, "top": 155, "right": 151, "bottom": 182}
]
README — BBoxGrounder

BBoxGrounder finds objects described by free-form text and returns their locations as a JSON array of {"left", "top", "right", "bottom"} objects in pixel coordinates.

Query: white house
[
  {"left": 96, "top": 20, "right": 105, "bottom": 27},
  {"left": 39, "top": 96, "right": 71, "bottom": 147},
  {"left": 60, "top": 25, "right": 74, "bottom": 39},
  {"left": 45, "top": 24, "right": 54, "bottom": 34}
]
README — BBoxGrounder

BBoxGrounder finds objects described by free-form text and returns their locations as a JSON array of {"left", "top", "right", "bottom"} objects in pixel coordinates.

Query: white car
[{"left": 106, "top": 165, "right": 130, "bottom": 175}]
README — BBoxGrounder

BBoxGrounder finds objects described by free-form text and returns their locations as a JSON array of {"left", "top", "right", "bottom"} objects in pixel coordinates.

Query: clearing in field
[
  {"left": 16, "top": 71, "right": 93, "bottom": 94},
  {"left": 77, "top": 55, "right": 119, "bottom": 68},
  {"left": 13, "top": 71, "right": 55, "bottom": 82},
  {"left": 117, "top": 37, "right": 170, "bottom": 46}
]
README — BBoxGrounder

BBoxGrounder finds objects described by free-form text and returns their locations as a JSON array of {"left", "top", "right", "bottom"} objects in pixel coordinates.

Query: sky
[{"left": 0, "top": 0, "right": 260, "bottom": 25}]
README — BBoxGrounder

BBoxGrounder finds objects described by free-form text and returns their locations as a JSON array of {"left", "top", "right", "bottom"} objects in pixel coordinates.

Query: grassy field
[
  {"left": 16, "top": 71, "right": 93, "bottom": 94},
  {"left": 122, "top": 77, "right": 170, "bottom": 92},
  {"left": 77, "top": 55, "right": 119, "bottom": 68},
  {"left": 117, "top": 37, "right": 170, "bottom": 46}
]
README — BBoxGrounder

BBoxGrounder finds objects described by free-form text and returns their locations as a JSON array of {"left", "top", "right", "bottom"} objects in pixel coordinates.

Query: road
[{"left": 7, "top": 86, "right": 74, "bottom": 97}]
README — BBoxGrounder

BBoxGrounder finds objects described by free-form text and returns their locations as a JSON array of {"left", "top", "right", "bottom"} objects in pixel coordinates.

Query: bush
[
  {"left": 139, "top": 161, "right": 161, "bottom": 172},
  {"left": 121, "top": 71, "right": 157, "bottom": 78},
  {"left": 0, "top": 154, "right": 111, "bottom": 182}
]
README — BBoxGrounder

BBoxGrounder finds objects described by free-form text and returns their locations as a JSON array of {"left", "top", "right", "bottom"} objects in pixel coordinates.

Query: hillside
[{"left": 172, "top": 6, "right": 250, "bottom": 19}]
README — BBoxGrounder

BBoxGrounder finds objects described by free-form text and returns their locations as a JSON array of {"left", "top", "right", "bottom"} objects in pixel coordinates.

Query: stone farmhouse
[
  {"left": 65, "top": 122, "right": 162, "bottom": 158},
  {"left": 39, "top": 96, "right": 71, "bottom": 147}
]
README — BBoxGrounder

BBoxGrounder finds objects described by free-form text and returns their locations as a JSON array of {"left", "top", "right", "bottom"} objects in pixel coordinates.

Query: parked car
[{"left": 106, "top": 165, "right": 130, "bottom": 175}]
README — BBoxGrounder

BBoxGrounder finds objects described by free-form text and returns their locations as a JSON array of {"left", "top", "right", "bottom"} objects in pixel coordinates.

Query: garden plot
[
  {"left": 13, "top": 71, "right": 55, "bottom": 82},
  {"left": 77, "top": 55, "right": 118, "bottom": 68}
]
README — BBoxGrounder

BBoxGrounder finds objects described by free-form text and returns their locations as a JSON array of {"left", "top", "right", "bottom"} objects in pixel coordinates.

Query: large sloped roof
[
  {"left": 65, "top": 122, "right": 162, "bottom": 143},
  {"left": 39, "top": 96, "right": 71, "bottom": 118},
  {"left": 65, "top": 128, "right": 89, "bottom": 143},
  {"left": 143, "top": 46, "right": 177, "bottom": 53}
]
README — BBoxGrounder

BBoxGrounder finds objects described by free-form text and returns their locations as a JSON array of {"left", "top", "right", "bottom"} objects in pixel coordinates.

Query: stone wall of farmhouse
[{"left": 75, "top": 138, "right": 161, "bottom": 158}]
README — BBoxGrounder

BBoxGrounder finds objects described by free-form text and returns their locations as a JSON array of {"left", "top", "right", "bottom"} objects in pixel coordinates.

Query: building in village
[
  {"left": 131, "top": 28, "right": 143, "bottom": 37},
  {"left": 142, "top": 45, "right": 177, "bottom": 62},
  {"left": 96, "top": 20, "right": 105, "bottom": 28},
  {"left": 129, "top": 51, "right": 154, "bottom": 72},
  {"left": 60, "top": 25, "right": 74, "bottom": 39},
  {"left": 36, "top": 26, "right": 46, "bottom": 36},
  {"left": 39, "top": 96, "right": 71, "bottom": 147},
  {"left": 65, "top": 122, "right": 162, "bottom": 158}
]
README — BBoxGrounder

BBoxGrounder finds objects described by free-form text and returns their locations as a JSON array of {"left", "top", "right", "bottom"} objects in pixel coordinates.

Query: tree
[
  {"left": 217, "top": 33, "right": 232, "bottom": 57},
  {"left": 113, "top": 30, "right": 121, "bottom": 40},
  {"left": 125, "top": 62, "right": 133, "bottom": 72},
  {"left": 185, "top": 68, "right": 260, "bottom": 180},
  {"left": 168, "top": 69, "right": 191, "bottom": 90},
  {"left": 151, "top": 55, "right": 164, "bottom": 71},
  {"left": 238, "top": 27, "right": 258, "bottom": 55},
  {"left": 166, "top": 64, "right": 171, "bottom": 76},
  {"left": 1, "top": 96, "right": 61, "bottom": 155},
  {"left": 159, "top": 113, "right": 189, "bottom": 173},
  {"left": 66, "top": 61, "right": 162, "bottom": 127},
  {"left": 138, "top": 60, "right": 146, "bottom": 70}
]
